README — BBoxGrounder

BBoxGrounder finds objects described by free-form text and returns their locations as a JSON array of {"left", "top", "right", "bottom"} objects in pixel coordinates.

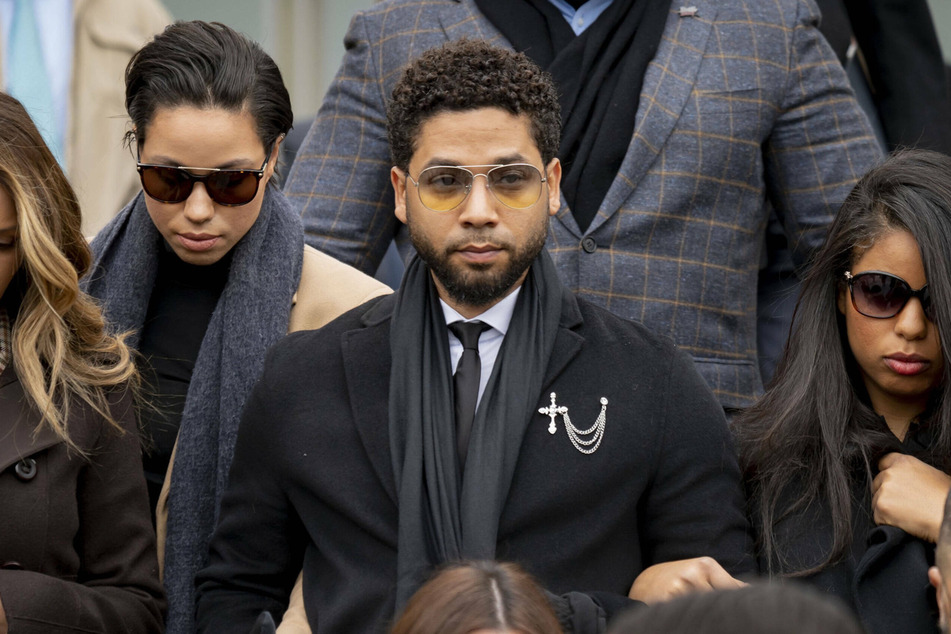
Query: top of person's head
[
  {"left": 607, "top": 583, "right": 863, "bottom": 634},
  {"left": 833, "top": 148, "right": 951, "bottom": 268},
  {"left": 390, "top": 560, "right": 563, "bottom": 634},
  {"left": 124, "top": 20, "right": 292, "bottom": 152},
  {"left": 386, "top": 39, "right": 561, "bottom": 172},
  {"left": 812, "top": 148, "right": 951, "bottom": 366},
  {"left": 0, "top": 92, "right": 86, "bottom": 276}
]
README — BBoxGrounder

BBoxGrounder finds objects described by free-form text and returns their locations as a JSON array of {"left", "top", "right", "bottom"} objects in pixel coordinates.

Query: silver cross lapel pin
[{"left": 538, "top": 392, "right": 567, "bottom": 434}]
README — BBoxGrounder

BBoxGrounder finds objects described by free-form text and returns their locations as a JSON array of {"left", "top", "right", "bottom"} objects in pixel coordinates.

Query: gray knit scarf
[
  {"left": 84, "top": 188, "right": 303, "bottom": 634},
  {"left": 389, "top": 250, "right": 566, "bottom": 611}
]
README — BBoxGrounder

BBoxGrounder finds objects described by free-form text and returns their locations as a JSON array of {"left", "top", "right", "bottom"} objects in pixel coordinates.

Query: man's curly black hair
[{"left": 386, "top": 39, "right": 561, "bottom": 171}]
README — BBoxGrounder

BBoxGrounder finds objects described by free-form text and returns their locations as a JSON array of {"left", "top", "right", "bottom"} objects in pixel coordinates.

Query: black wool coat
[
  {"left": 197, "top": 292, "right": 753, "bottom": 633},
  {"left": 760, "top": 461, "right": 938, "bottom": 634}
]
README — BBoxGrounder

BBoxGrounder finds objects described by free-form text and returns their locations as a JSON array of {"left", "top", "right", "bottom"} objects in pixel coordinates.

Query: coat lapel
[
  {"left": 583, "top": 1, "right": 718, "bottom": 235},
  {"left": 540, "top": 291, "right": 585, "bottom": 392},
  {"left": 342, "top": 288, "right": 585, "bottom": 504},
  {"left": 343, "top": 297, "right": 398, "bottom": 504},
  {"left": 0, "top": 368, "right": 62, "bottom": 473}
]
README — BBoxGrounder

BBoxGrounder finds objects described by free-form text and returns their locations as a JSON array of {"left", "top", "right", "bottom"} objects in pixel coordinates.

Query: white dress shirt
[
  {"left": 441, "top": 287, "right": 521, "bottom": 409},
  {"left": 546, "top": 0, "right": 614, "bottom": 35}
]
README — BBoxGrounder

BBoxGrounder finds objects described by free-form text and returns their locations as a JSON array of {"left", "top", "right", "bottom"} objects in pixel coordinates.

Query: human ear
[
  {"left": 545, "top": 158, "right": 561, "bottom": 217},
  {"left": 837, "top": 283, "right": 848, "bottom": 315},
  {"left": 931, "top": 567, "right": 950, "bottom": 625},
  {"left": 392, "top": 167, "right": 408, "bottom": 224},
  {"left": 261, "top": 134, "right": 285, "bottom": 187}
]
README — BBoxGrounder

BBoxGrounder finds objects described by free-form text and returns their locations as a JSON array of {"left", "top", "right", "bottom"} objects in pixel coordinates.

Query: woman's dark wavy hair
[
  {"left": 737, "top": 149, "right": 951, "bottom": 576},
  {"left": 124, "top": 20, "right": 292, "bottom": 170},
  {"left": 386, "top": 39, "right": 561, "bottom": 171}
]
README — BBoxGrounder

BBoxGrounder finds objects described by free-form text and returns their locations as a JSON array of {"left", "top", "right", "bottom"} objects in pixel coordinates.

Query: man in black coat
[{"left": 196, "top": 40, "right": 752, "bottom": 634}]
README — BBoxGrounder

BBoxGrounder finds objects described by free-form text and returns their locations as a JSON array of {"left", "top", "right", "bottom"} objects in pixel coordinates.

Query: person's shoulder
[
  {"left": 299, "top": 244, "right": 389, "bottom": 293},
  {"left": 709, "top": 0, "right": 809, "bottom": 28},
  {"left": 259, "top": 296, "right": 391, "bottom": 402},
  {"left": 573, "top": 297, "right": 710, "bottom": 391},
  {"left": 360, "top": 0, "right": 460, "bottom": 16},
  {"left": 289, "top": 245, "right": 391, "bottom": 332},
  {"left": 277, "top": 294, "right": 392, "bottom": 358},
  {"left": 575, "top": 296, "right": 682, "bottom": 357},
  {"left": 351, "top": 0, "right": 480, "bottom": 37},
  {"left": 55, "top": 380, "right": 139, "bottom": 453}
]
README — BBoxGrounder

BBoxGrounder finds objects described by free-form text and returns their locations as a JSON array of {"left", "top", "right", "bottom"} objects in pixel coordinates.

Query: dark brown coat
[{"left": 0, "top": 366, "right": 165, "bottom": 633}]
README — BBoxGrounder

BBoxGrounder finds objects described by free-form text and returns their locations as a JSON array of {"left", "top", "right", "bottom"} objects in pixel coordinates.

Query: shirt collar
[{"left": 439, "top": 287, "right": 521, "bottom": 336}]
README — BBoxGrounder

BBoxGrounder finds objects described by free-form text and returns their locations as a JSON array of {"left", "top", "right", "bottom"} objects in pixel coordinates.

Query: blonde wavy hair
[{"left": 0, "top": 93, "right": 137, "bottom": 449}]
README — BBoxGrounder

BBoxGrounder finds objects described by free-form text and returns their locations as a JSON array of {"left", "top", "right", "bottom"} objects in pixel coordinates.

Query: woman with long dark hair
[
  {"left": 0, "top": 93, "right": 164, "bottom": 632},
  {"left": 737, "top": 149, "right": 951, "bottom": 633},
  {"left": 84, "top": 21, "right": 387, "bottom": 633}
]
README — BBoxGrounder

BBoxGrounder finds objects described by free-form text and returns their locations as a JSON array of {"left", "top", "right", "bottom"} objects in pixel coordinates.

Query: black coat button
[
  {"left": 1, "top": 561, "right": 23, "bottom": 570},
  {"left": 581, "top": 237, "right": 597, "bottom": 253},
  {"left": 14, "top": 458, "right": 36, "bottom": 481}
]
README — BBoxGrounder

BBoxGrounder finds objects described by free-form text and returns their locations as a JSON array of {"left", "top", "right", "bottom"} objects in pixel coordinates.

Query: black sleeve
[
  {"left": 641, "top": 348, "right": 755, "bottom": 575},
  {"left": 195, "top": 357, "right": 307, "bottom": 632}
]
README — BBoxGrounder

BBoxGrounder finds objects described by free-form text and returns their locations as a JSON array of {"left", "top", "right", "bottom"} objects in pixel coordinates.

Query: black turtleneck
[{"left": 137, "top": 243, "right": 232, "bottom": 514}]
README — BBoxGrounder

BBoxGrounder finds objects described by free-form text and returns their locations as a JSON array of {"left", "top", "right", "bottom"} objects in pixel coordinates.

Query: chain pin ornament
[{"left": 538, "top": 393, "right": 608, "bottom": 454}]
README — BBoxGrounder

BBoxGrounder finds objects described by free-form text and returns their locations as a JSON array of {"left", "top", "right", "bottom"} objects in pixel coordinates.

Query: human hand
[
  {"left": 0, "top": 592, "right": 7, "bottom": 634},
  {"left": 872, "top": 452, "right": 951, "bottom": 543},
  {"left": 628, "top": 556, "right": 745, "bottom": 604}
]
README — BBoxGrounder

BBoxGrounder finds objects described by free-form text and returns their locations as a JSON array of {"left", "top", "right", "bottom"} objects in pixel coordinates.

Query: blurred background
[{"left": 161, "top": 0, "right": 375, "bottom": 125}]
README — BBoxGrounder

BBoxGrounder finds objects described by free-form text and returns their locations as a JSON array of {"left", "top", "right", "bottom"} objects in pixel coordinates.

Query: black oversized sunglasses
[
  {"left": 844, "top": 270, "right": 935, "bottom": 321},
  {"left": 136, "top": 154, "right": 269, "bottom": 206}
]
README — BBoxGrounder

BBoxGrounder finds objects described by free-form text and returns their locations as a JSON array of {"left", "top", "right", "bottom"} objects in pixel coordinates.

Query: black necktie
[{"left": 449, "top": 320, "right": 490, "bottom": 471}]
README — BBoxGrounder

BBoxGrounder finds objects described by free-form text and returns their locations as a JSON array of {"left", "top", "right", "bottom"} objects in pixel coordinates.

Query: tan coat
[
  {"left": 0, "top": 0, "right": 170, "bottom": 236},
  {"left": 156, "top": 245, "right": 390, "bottom": 632}
]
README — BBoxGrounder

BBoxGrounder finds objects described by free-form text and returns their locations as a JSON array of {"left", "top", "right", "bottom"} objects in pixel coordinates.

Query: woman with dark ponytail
[{"left": 85, "top": 21, "right": 387, "bottom": 633}]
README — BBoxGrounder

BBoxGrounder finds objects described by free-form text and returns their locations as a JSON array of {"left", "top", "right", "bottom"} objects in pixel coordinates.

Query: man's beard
[{"left": 408, "top": 221, "right": 548, "bottom": 310}]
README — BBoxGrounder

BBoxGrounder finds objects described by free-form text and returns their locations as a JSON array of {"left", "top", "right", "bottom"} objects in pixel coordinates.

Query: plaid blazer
[{"left": 285, "top": 0, "right": 882, "bottom": 409}]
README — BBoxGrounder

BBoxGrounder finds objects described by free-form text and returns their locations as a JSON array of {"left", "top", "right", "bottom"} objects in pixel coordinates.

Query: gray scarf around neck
[
  {"left": 84, "top": 188, "right": 303, "bottom": 634},
  {"left": 388, "top": 250, "right": 567, "bottom": 611}
]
